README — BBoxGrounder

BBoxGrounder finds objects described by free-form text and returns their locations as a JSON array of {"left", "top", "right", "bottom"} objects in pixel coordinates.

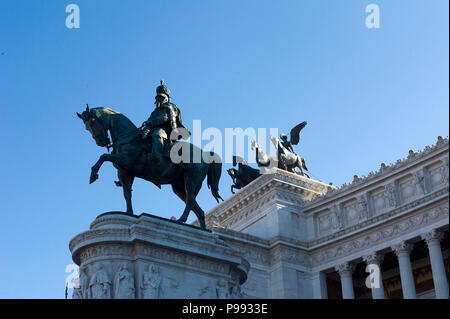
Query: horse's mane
[
  {"left": 91, "top": 107, "right": 137, "bottom": 130},
  {"left": 91, "top": 107, "right": 121, "bottom": 116}
]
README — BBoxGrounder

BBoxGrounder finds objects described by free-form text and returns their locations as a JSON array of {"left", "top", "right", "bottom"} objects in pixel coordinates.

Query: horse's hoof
[
  {"left": 176, "top": 218, "right": 187, "bottom": 224},
  {"left": 89, "top": 173, "right": 99, "bottom": 184}
]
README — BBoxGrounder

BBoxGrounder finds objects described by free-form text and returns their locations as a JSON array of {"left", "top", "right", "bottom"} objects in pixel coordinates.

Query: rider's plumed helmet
[{"left": 155, "top": 79, "right": 171, "bottom": 100}]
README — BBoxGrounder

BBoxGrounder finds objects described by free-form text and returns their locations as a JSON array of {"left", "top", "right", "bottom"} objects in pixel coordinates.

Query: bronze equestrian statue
[
  {"left": 251, "top": 121, "right": 309, "bottom": 177},
  {"left": 227, "top": 156, "right": 261, "bottom": 194},
  {"left": 76, "top": 82, "right": 223, "bottom": 230}
]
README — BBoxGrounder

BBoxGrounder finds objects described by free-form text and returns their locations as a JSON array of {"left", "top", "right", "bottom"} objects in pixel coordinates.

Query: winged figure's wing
[{"left": 290, "top": 121, "right": 307, "bottom": 145}]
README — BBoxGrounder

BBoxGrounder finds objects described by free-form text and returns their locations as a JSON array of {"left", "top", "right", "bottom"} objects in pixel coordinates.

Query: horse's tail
[{"left": 207, "top": 152, "right": 224, "bottom": 203}]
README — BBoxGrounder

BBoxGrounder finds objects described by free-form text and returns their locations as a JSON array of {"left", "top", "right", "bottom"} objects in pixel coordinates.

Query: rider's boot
[{"left": 151, "top": 135, "right": 165, "bottom": 164}]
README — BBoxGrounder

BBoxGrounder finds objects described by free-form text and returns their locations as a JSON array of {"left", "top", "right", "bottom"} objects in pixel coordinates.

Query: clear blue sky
[{"left": 0, "top": 0, "right": 448, "bottom": 298}]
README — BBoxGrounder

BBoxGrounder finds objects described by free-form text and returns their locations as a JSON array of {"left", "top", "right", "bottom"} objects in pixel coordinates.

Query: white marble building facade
[{"left": 199, "top": 136, "right": 449, "bottom": 299}]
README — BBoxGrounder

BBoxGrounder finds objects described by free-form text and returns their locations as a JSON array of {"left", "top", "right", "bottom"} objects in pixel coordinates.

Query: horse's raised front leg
[
  {"left": 90, "top": 153, "right": 108, "bottom": 184},
  {"left": 90, "top": 153, "right": 127, "bottom": 184}
]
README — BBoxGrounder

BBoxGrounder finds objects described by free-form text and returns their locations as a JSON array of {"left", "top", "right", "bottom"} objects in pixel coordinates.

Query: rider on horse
[
  {"left": 141, "top": 80, "right": 190, "bottom": 163},
  {"left": 279, "top": 133, "right": 294, "bottom": 153}
]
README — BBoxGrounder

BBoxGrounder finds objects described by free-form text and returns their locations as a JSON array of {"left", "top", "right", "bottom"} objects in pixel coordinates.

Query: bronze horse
[{"left": 77, "top": 105, "right": 223, "bottom": 229}]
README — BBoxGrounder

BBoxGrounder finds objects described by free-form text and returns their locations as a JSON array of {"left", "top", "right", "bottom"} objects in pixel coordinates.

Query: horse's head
[
  {"left": 251, "top": 140, "right": 259, "bottom": 151},
  {"left": 227, "top": 168, "right": 238, "bottom": 178},
  {"left": 77, "top": 104, "right": 110, "bottom": 148},
  {"left": 270, "top": 135, "right": 279, "bottom": 147}
]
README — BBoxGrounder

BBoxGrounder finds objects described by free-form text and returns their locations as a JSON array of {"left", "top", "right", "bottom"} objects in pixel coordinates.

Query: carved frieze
[
  {"left": 311, "top": 205, "right": 448, "bottom": 267},
  {"left": 137, "top": 245, "right": 230, "bottom": 275},
  {"left": 79, "top": 244, "right": 134, "bottom": 264}
]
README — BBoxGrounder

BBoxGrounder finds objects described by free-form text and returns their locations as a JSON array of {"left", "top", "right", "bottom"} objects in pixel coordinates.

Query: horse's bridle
[
  {"left": 85, "top": 110, "right": 144, "bottom": 153},
  {"left": 83, "top": 112, "right": 113, "bottom": 152}
]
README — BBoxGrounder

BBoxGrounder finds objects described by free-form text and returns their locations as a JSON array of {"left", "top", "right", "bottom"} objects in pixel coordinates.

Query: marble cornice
[
  {"left": 69, "top": 228, "right": 131, "bottom": 253},
  {"left": 213, "top": 227, "right": 270, "bottom": 247},
  {"left": 70, "top": 214, "right": 245, "bottom": 266},
  {"left": 210, "top": 189, "right": 448, "bottom": 255},
  {"left": 309, "top": 186, "right": 449, "bottom": 248},
  {"left": 212, "top": 187, "right": 448, "bottom": 252},
  {"left": 304, "top": 137, "right": 449, "bottom": 210},
  {"left": 268, "top": 236, "right": 309, "bottom": 250},
  {"left": 198, "top": 168, "right": 335, "bottom": 227}
]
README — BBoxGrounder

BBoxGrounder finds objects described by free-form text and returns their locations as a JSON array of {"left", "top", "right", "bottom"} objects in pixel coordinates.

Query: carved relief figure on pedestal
[
  {"left": 330, "top": 205, "right": 344, "bottom": 230},
  {"left": 442, "top": 157, "right": 449, "bottom": 183},
  {"left": 72, "top": 276, "right": 83, "bottom": 299},
  {"left": 114, "top": 263, "right": 135, "bottom": 299},
  {"left": 78, "top": 265, "right": 89, "bottom": 299},
  {"left": 72, "top": 288, "right": 83, "bottom": 299},
  {"left": 386, "top": 183, "right": 398, "bottom": 207},
  {"left": 141, "top": 263, "right": 162, "bottom": 299},
  {"left": 216, "top": 279, "right": 230, "bottom": 299},
  {"left": 89, "top": 263, "right": 112, "bottom": 299},
  {"left": 414, "top": 170, "right": 426, "bottom": 195},
  {"left": 230, "top": 282, "right": 245, "bottom": 299},
  {"left": 357, "top": 194, "right": 370, "bottom": 221},
  {"left": 72, "top": 266, "right": 83, "bottom": 299},
  {"left": 199, "top": 284, "right": 213, "bottom": 297}
]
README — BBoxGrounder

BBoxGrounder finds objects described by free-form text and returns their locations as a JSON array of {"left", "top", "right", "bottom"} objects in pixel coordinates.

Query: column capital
[
  {"left": 391, "top": 242, "right": 414, "bottom": 257},
  {"left": 335, "top": 262, "right": 355, "bottom": 276},
  {"left": 421, "top": 229, "right": 444, "bottom": 246},
  {"left": 363, "top": 252, "right": 384, "bottom": 265}
]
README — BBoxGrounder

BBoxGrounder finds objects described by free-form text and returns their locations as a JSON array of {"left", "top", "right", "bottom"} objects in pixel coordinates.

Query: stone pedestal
[{"left": 69, "top": 212, "right": 249, "bottom": 299}]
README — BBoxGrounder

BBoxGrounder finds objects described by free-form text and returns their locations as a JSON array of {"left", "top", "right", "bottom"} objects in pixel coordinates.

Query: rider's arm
[{"left": 148, "top": 113, "right": 169, "bottom": 126}]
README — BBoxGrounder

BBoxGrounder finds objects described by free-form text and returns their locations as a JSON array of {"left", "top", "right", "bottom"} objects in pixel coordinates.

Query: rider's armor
[
  {"left": 280, "top": 134, "right": 294, "bottom": 153},
  {"left": 142, "top": 81, "right": 189, "bottom": 163}
]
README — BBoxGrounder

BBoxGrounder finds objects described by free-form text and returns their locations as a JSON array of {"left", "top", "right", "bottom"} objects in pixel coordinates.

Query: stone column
[
  {"left": 335, "top": 262, "right": 355, "bottom": 299},
  {"left": 422, "top": 229, "right": 449, "bottom": 299},
  {"left": 363, "top": 252, "right": 385, "bottom": 299},
  {"left": 392, "top": 242, "right": 416, "bottom": 299},
  {"left": 311, "top": 271, "right": 328, "bottom": 299}
]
